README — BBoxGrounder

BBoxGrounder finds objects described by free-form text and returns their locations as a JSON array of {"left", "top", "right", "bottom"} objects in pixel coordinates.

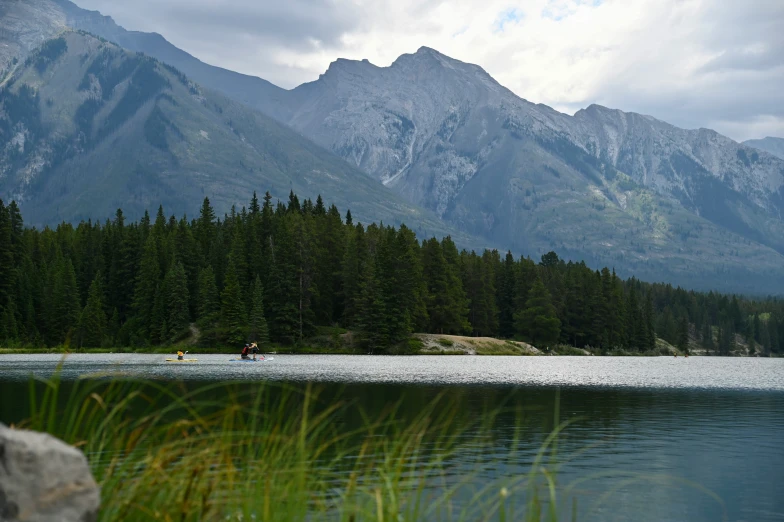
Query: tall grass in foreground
[{"left": 17, "top": 371, "right": 575, "bottom": 522}]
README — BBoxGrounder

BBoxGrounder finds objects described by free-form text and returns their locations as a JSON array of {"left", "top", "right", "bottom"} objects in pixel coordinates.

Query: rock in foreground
[{"left": 0, "top": 423, "right": 99, "bottom": 522}]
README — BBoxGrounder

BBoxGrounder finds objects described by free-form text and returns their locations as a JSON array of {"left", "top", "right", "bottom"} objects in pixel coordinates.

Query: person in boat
[
  {"left": 240, "top": 344, "right": 251, "bottom": 359},
  {"left": 250, "top": 342, "right": 264, "bottom": 361},
  {"left": 177, "top": 350, "right": 184, "bottom": 361}
]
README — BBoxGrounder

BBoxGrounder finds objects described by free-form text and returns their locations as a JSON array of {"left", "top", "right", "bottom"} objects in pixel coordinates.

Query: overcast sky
[{"left": 73, "top": 0, "right": 784, "bottom": 142}]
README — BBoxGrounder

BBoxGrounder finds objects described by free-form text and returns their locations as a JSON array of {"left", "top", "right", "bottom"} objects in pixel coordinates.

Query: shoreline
[
  {"left": 1, "top": 348, "right": 773, "bottom": 357},
  {"left": 2, "top": 330, "right": 775, "bottom": 358}
]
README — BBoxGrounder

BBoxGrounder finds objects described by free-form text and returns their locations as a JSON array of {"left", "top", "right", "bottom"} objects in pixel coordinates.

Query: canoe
[
  {"left": 229, "top": 358, "right": 274, "bottom": 362},
  {"left": 165, "top": 358, "right": 198, "bottom": 362}
]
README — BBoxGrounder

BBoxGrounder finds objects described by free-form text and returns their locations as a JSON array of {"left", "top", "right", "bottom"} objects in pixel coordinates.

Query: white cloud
[{"left": 73, "top": 0, "right": 784, "bottom": 141}]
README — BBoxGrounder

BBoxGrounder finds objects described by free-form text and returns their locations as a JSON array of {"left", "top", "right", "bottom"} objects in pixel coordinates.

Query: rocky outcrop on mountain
[{"left": 744, "top": 137, "right": 784, "bottom": 160}]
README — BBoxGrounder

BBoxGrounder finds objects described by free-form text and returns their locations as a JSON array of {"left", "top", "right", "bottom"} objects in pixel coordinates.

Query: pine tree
[
  {"left": 465, "top": 251, "right": 499, "bottom": 337},
  {"left": 643, "top": 293, "right": 656, "bottom": 352},
  {"left": 0, "top": 200, "right": 14, "bottom": 334},
  {"left": 149, "top": 284, "right": 165, "bottom": 346},
  {"left": 753, "top": 313, "right": 762, "bottom": 344},
  {"left": 626, "top": 284, "right": 647, "bottom": 351},
  {"left": 514, "top": 257, "right": 536, "bottom": 325},
  {"left": 314, "top": 195, "right": 326, "bottom": 216},
  {"left": 702, "top": 319, "right": 714, "bottom": 352},
  {"left": 718, "top": 320, "right": 735, "bottom": 355},
  {"left": 52, "top": 257, "right": 81, "bottom": 345},
  {"left": 79, "top": 274, "right": 107, "bottom": 348},
  {"left": 267, "top": 218, "right": 299, "bottom": 344},
  {"left": 355, "top": 257, "right": 388, "bottom": 352},
  {"left": 221, "top": 258, "right": 247, "bottom": 345},
  {"left": 249, "top": 191, "right": 261, "bottom": 215},
  {"left": 196, "top": 197, "right": 216, "bottom": 262},
  {"left": 608, "top": 270, "right": 626, "bottom": 349},
  {"left": 288, "top": 190, "right": 301, "bottom": 213},
  {"left": 248, "top": 276, "right": 270, "bottom": 346},
  {"left": 132, "top": 236, "right": 161, "bottom": 338},
  {"left": 676, "top": 316, "right": 689, "bottom": 354},
  {"left": 108, "top": 308, "right": 120, "bottom": 346},
  {"left": 341, "top": 224, "right": 366, "bottom": 327},
  {"left": 581, "top": 270, "right": 604, "bottom": 348},
  {"left": 497, "top": 251, "right": 517, "bottom": 338},
  {"left": 1, "top": 298, "right": 18, "bottom": 342},
  {"left": 164, "top": 262, "right": 190, "bottom": 342},
  {"left": 197, "top": 266, "right": 220, "bottom": 323},
  {"left": 421, "top": 238, "right": 469, "bottom": 334},
  {"left": 747, "top": 315, "right": 757, "bottom": 355},
  {"left": 311, "top": 204, "right": 346, "bottom": 324},
  {"left": 514, "top": 277, "right": 561, "bottom": 348},
  {"left": 230, "top": 223, "right": 249, "bottom": 298}
]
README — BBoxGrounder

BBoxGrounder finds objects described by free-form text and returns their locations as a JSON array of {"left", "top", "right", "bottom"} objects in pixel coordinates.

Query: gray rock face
[
  {"left": 0, "top": 0, "right": 67, "bottom": 77},
  {"left": 280, "top": 48, "right": 784, "bottom": 228},
  {"left": 0, "top": 423, "right": 100, "bottom": 522},
  {"left": 0, "top": 0, "right": 284, "bottom": 108}
]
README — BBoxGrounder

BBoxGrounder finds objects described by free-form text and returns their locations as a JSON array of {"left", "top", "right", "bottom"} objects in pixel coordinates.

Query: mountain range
[
  {"left": 2, "top": 0, "right": 784, "bottom": 293},
  {"left": 0, "top": 12, "right": 473, "bottom": 243}
]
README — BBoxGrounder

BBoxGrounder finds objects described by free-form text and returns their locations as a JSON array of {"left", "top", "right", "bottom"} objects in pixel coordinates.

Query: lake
[{"left": 1, "top": 354, "right": 783, "bottom": 522}]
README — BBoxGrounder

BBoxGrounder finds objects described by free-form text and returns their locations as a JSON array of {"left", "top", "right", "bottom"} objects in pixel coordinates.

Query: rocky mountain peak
[
  {"left": 391, "top": 46, "right": 499, "bottom": 87},
  {"left": 320, "top": 57, "right": 377, "bottom": 79}
]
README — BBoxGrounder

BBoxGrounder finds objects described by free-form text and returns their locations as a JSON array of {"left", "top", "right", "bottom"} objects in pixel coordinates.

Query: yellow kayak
[{"left": 165, "top": 358, "right": 198, "bottom": 362}]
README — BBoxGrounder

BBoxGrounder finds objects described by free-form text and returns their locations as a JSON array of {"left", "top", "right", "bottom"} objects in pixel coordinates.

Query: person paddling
[
  {"left": 250, "top": 342, "right": 264, "bottom": 361},
  {"left": 177, "top": 350, "right": 185, "bottom": 361},
  {"left": 240, "top": 344, "right": 251, "bottom": 360}
]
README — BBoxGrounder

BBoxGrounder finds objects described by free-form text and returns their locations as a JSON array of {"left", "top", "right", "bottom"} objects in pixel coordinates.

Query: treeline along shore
[{"left": 0, "top": 192, "right": 782, "bottom": 355}]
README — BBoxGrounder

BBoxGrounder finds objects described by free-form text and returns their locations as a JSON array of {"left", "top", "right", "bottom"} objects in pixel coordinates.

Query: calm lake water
[{"left": 1, "top": 354, "right": 783, "bottom": 522}]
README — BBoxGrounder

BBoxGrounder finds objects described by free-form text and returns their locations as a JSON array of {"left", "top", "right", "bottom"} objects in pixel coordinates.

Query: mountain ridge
[
  {"left": 258, "top": 45, "right": 784, "bottom": 293},
  {"left": 3, "top": 0, "right": 784, "bottom": 292},
  {"left": 0, "top": 30, "right": 480, "bottom": 250}
]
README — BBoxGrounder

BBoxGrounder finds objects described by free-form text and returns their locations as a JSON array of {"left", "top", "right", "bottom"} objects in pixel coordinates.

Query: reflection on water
[{"left": 1, "top": 354, "right": 783, "bottom": 522}]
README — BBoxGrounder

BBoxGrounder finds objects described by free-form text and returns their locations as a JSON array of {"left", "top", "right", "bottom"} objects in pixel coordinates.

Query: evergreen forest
[{"left": 0, "top": 192, "right": 782, "bottom": 355}]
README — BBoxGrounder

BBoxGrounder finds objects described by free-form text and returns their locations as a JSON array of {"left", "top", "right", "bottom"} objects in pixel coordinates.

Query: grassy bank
[{"left": 15, "top": 375, "right": 571, "bottom": 521}]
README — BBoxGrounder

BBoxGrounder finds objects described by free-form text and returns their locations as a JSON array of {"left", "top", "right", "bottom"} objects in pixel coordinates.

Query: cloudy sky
[{"left": 73, "top": 0, "right": 784, "bottom": 141}]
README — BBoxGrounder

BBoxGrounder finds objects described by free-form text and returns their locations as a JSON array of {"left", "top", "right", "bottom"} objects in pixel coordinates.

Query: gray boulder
[{"left": 0, "top": 423, "right": 100, "bottom": 522}]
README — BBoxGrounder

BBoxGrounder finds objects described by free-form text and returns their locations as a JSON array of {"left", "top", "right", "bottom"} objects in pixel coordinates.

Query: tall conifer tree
[
  {"left": 248, "top": 276, "right": 270, "bottom": 345},
  {"left": 79, "top": 274, "right": 107, "bottom": 348},
  {"left": 514, "top": 276, "right": 561, "bottom": 348},
  {"left": 164, "top": 261, "right": 190, "bottom": 341},
  {"left": 221, "top": 258, "right": 247, "bottom": 345}
]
